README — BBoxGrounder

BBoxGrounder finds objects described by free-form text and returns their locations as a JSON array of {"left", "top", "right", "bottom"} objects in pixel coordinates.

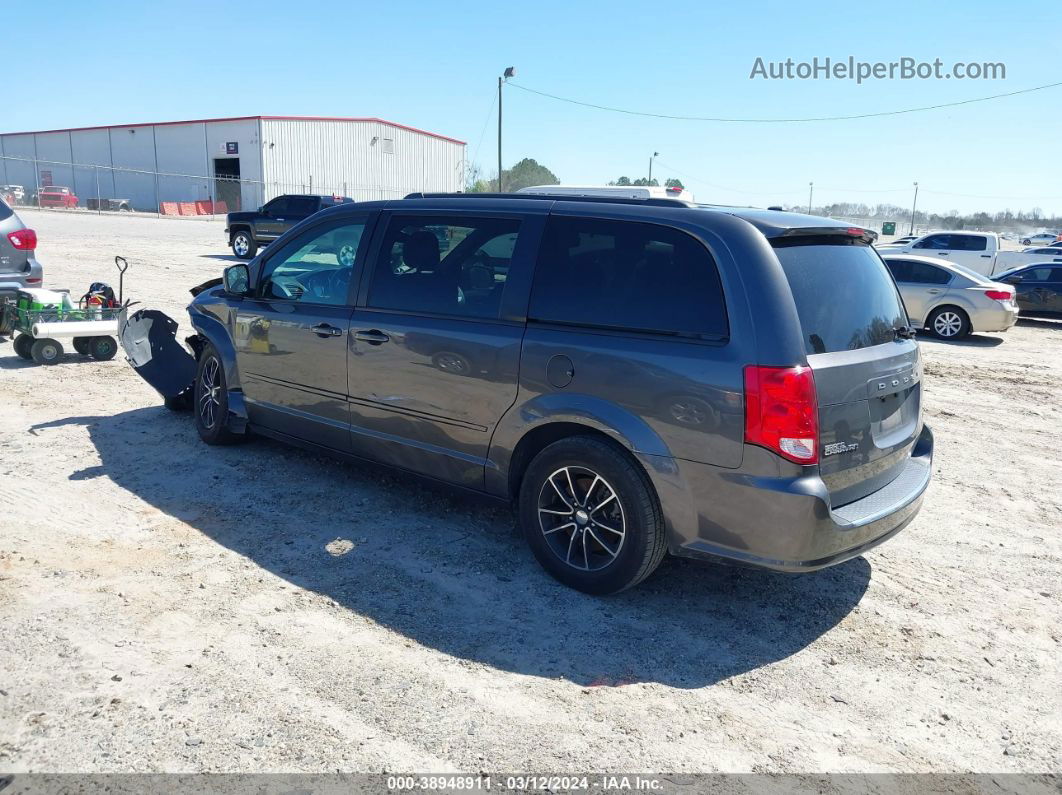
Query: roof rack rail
[{"left": 403, "top": 191, "right": 691, "bottom": 208}]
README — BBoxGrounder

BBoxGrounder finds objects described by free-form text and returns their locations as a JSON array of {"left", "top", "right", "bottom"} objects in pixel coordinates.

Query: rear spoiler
[{"left": 770, "top": 226, "right": 878, "bottom": 245}]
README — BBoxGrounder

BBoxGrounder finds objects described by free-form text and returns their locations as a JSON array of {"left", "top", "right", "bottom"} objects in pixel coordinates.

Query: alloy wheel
[
  {"left": 933, "top": 311, "right": 963, "bottom": 338},
  {"left": 537, "top": 466, "right": 626, "bottom": 572},
  {"left": 233, "top": 234, "right": 250, "bottom": 257},
  {"left": 337, "top": 243, "right": 357, "bottom": 267},
  {"left": 199, "top": 357, "right": 222, "bottom": 429}
]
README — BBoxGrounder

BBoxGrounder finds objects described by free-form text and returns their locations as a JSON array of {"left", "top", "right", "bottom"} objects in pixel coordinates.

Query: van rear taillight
[
  {"left": 744, "top": 365, "right": 819, "bottom": 464},
  {"left": 985, "top": 289, "right": 1012, "bottom": 302},
  {"left": 7, "top": 228, "right": 36, "bottom": 250}
]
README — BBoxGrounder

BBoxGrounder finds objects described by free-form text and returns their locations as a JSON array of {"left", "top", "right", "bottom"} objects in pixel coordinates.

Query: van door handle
[
  {"left": 927, "top": 288, "right": 942, "bottom": 294},
  {"left": 353, "top": 329, "right": 390, "bottom": 345},
  {"left": 980, "top": 254, "right": 991, "bottom": 257},
  {"left": 310, "top": 323, "right": 343, "bottom": 338}
]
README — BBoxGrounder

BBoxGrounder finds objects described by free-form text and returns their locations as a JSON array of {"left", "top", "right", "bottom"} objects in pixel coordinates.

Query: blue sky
[{"left": 8, "top": 0, "right": 1061, "bottom": 214}]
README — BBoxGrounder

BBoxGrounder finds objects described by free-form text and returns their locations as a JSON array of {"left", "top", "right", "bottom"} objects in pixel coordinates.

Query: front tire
[
  {"left": 927, "top": 306, "right": 970, "bottom": 340},
  {"left": 30, "top": 338, "right": 63, "bottom": 365},
  {"left": 518, "top": 436, "right": 667, "bottom": 594},
  {"left": 230, "top": 230, "right": 257, "bottom": 260},
  {"left": 72, "top": 337, "right": 91, "bottom": 355},
  {"left": 194, "top": 345, "right": 239, "bottom": 445}
]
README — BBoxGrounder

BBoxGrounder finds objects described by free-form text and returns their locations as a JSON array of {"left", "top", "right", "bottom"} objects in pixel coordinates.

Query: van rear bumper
[{"left": 665, "top": 424, "right": 933, "bottom": 572}]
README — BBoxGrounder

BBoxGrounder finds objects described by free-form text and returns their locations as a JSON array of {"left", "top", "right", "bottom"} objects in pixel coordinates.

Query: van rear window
[{"left": 772, "top": 240, "right": 907, "bottom": 355}]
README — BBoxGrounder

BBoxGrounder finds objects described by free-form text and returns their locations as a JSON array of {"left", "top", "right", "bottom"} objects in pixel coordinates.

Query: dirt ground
[{"left": 1, "top": 208, "right": 1059, "bottom": 774}]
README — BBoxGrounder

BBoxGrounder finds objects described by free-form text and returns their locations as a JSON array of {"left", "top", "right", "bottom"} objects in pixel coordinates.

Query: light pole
[
  {"left": 909, "top": 181, "right": 920, "bottom": 235},
  {"left": 648, "top": 151, "right": 659, "bottom": 186},
  {"left": 808, "top": 182, "right": 814, "bottom": 214},
  {"left": 498, "top": 66, "right": 515, "bottom": 192}
]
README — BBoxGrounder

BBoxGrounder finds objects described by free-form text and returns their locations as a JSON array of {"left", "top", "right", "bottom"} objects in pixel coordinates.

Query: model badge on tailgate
[{"left": 823, "top": 441, "right": 859, "bottom": 457}]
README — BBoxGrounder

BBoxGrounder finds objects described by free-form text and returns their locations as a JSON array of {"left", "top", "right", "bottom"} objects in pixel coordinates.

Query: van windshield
[{"left": 773, "top": 239, "right": 907, "bottom": 355}]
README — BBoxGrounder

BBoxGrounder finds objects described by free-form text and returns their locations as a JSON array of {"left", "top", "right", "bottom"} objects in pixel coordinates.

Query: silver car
[
  {"left": 0, "top": 196, "right": 43, "bottom": 298},
  {"left": 882, "top": 253, "right": 1018, "bottom": 339}
]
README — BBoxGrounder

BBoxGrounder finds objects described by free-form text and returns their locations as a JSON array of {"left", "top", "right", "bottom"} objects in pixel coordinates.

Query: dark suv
[{"left": 121, "top": 194, "right": 933, "bottom": 594}]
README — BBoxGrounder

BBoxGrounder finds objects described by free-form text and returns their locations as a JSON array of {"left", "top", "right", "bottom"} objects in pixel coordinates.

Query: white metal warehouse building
[{"left": 0, "top": 116, "right": 465, "bottom": 212}]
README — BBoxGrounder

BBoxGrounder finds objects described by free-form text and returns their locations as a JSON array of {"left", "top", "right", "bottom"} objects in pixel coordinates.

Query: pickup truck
[
  {"left": 225, "top": 194, "right": 352, "bottom": 259},
  {"left": 878, "top": 231, "right": 1062, "bottom": 277}
]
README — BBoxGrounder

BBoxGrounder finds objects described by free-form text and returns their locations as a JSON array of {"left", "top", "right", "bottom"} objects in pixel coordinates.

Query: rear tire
[
  {"left": 89, "top": 336, "right": 118, "bottom": 361},
  {"left": 927, "top": 306, "right": 970, "bottom": 340},
  {"left": 13, "top": 333, "right": 34, "bottom": 360},
  {"left": 230, "top": 230, "right": 257, "bottom": 260},
  {"left": 30, "top": 338, "right": 63, "bottom": 365},
  {"left": 194, "top": 344, "right": 239, "bottom": 445},
  {"left": 518, "top": 436, "right": 667, "bottom": 594},
  {"left": 72, "top": 337, "right": 91, "bottom": 355}
]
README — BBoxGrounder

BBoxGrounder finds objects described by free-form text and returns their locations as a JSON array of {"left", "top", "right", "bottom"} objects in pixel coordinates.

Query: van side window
[
  {"left": 529, "top": 217, "right": 728, "bottom": 339},
  {"left": 366, "top": 216, "right": 521, "bottom": 319}
]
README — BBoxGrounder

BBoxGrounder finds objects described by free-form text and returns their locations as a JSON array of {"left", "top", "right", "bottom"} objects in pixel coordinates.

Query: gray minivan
[{"left": 121, "top": 194, "right": 933, "bottom": 594}]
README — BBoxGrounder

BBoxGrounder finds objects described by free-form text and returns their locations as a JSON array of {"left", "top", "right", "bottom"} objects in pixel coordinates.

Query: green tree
[
  {"left": 500, "top": 158, "right": 560, "bottom": 192},
  {"left": 665, "top": 178, "right": 684, "bottom": 189}
]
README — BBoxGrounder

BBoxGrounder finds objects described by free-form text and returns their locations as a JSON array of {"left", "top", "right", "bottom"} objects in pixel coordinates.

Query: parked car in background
[
  {"left": 878, "top": 230, "right": 1059, "bottom": 276},
  {"left": 37, "top": 186, "right": 78, "bottom": 209},
  {"left": 121, "top": 193, "right": 932, "bottom": 594},
  {"left": 1021, "top": 246, "right": 1062, "bottom": 257},
  {"left": 993, "top": 263, "right": 1062, "bottom": 318},
  {"left": 0, "top": 197, "right": 43, "bottom": 299},
  {"left": 517, "top": 184, "right": 697, "bottom": 202},
  {"left": 1020, "top": 232, "right": 1061, "bottom": 246},
  {"left": 882, "top": 235, "right": 919, "bottom": 247},
  {"left": 225, "top": 194, "right": 353, "bottom": 259},
  {"left": 1, "top": 185, "right": 25, "bottom": 205},
  {"left": 881, "top": 254, "right": 1017, "bottom": 339}
]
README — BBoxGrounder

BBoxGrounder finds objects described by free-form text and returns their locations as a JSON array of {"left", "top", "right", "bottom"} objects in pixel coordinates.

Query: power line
[
  {"left": 507, "top": 80, "right": 1062, "bottom": 123},
  {"left": 469, "top": 88, "right": 498, "bottom": 174}
]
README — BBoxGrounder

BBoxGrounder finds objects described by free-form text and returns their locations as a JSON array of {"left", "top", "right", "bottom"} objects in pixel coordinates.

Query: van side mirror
[{"left": 223, "top": 264, "right": 251, "bottom": 296}]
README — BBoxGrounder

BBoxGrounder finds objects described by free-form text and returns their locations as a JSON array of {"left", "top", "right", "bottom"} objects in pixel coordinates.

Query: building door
[{"left": 213, "top": 157, "right": 241, "bottom": 211}]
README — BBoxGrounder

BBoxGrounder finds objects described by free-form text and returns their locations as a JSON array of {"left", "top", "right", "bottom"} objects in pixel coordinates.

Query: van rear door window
[{"left": 773, "top": 240, "right": 907, "bottom": 355}]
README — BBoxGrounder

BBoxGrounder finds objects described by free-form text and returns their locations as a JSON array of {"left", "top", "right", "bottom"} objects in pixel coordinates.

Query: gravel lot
[{"left": 1, "top": 208, "right": 1060, "bottom": 774}]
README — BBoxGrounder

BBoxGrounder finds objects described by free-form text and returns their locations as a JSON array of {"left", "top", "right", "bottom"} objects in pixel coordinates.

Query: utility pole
[
  {"left": 909, "top": 181, "right": 919, "bottom": 235},
  {"left": 808, "top": 182, "right": 814, "bottom": 214},
  {"left": 498, "top": 67, "right": 515, "bottom": 192},
  {"left": 648, "top": 151, "right": 659, "bottom": 185}
]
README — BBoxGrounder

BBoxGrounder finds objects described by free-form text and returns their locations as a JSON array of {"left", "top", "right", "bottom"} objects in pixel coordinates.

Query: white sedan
[{"left": 881, "top": 253, "right": 1018, "bottom": 339}]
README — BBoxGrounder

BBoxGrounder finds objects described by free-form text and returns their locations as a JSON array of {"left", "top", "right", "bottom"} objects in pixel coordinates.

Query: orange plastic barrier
[
  {"left": 178, "top": 202, "right": 197, "bottom": 216},
  {"left": 195, "top": 200, "right": 214, "bottom": 215},
  {"left": 212, "top": 201, "right": 229, "bottom": 214},
  {"left": 160, "top": 202, "right": 180, "bottom": 216}
]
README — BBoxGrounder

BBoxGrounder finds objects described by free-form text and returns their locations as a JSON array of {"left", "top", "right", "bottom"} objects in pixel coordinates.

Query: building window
[{"left": 381, "top": 138, "right": 394, "bottom": 154}]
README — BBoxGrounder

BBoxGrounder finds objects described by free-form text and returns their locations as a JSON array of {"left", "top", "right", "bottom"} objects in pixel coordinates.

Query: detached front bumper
[
  {"left": 667, "top": 424, "right": 934, "bottom": 572},
  {"left": 118, "top": 307, "right": 198, "bottom": 398}
]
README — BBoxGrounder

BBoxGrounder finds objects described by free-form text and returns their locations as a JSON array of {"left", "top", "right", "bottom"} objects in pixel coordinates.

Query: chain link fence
[{"left": 0, "top": 154, "right": 407, "bottom": 218}]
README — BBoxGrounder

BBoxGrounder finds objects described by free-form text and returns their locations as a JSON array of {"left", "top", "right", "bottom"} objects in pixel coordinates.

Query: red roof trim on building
[{"left": 1, "top": 116, "right": 465, "bottom": 145}]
